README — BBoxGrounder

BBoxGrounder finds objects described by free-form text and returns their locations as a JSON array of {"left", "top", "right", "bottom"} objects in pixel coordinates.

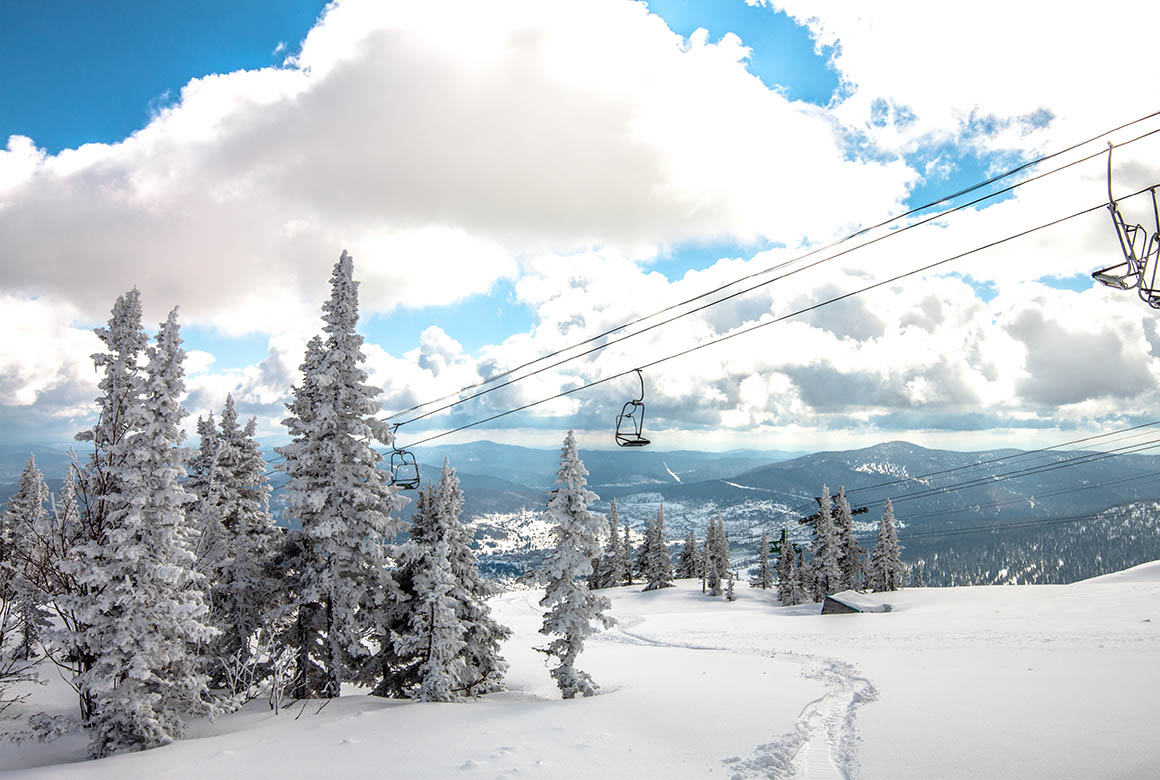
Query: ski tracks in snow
[{"left": 606, "top": 618, "right": 878, "bottom": 780}]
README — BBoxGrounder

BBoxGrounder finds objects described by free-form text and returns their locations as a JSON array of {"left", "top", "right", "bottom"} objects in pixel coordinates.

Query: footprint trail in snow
[{"left": 607, "top": 618, "right": 877, "bottom": 780}]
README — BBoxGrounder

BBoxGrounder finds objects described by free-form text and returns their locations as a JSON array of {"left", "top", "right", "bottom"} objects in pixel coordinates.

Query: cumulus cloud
[
  {"left": 0, "top": 0, "right": 912, "bottom": 335},
  {"left": 6, "top": 0, "right": 1160, "bottom": 450}
]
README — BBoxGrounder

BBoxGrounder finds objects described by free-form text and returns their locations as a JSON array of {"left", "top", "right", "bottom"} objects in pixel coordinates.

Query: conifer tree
[
  {"left": 68, "top": 309, "right": 216, "bottom": 757},
  {"left": 704, "top": 518, "right": 723, "bottom": 597},
  {"left": 1, "top": 455, "right": 52, "bottom": 659},
  {"left": 622, "top": 524, "right": 634, "bottom": 586},
  {"left": 642, "top": 505, "right": 674, "bottom": 591},
  {"left": 869, "top": 499, "right": 905, "bottom": 592},
  {"left": 187, "top": 412, "right": 223, "bottom": 575},
  {"left": 834, "top": 486, "right": 866, "bottom": 591},
  {"left": 436, "top": 460, "right": 510, "bottom": 695},
  {"left": 793, "top": 548, "right": 812, "bottom": 605},
  {"left": 599, "top": 499, "right": 629, "bottom": 588},
  {"left": 712, "top": 514, "right": 730, "bottom": 582},
  {"left": 809, "top": 484, "right": 841, "bottom": 599},
  {"left": 205, "top": 396, "right": 281, "bottom": 681},
  {"left": 775, "top": 531, "right": 795, "bottom": 604},
  {"left": 675, "top": 529, "right": 699, "bottom": 579},
  {"left": 277, "top": 252, "right": 406, "bottom": 699},
  {"left": 537, "top": 431, "right": 614, "bottom": 699},
  {"left": 56, "top": 289, "right": 149, "bottom": 721},
  {"left": 751, "top": 529, "right": 773, "bottom": 590},
  {"left": 392, "top": 535, "right": 467, "bottom": 702}
]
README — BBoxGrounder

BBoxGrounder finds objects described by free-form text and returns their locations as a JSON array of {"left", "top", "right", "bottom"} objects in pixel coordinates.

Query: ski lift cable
[
  {"left": 896, "top": 467, "right": 1160, "bottom": 524},
  {"left": 380, "top": 114, "right": 1160, "bottom": 426},
  {"left": 740, "top": 440, "right": 1160, "bottom": 545},
  {"left": 748, "top": 421, "right": 1160, "bottom": 534},
  {"left": 766, "top": 421, "right": 1160, "bottom": 527},
  {"left": 740, "top": 437, "right": 1160, "bottom": 542},
  {"left": 392, "top": 142, "right": 1160, "bottom": 435},
  {"left": 397, "top": 190, "right": 1155, "bottom": 451},
  {"left": 896, "top": 499, "right": 1160, "bottom": 543},
  {"left": 868, "top": 438, "right": 1160, "bottom": 510}
]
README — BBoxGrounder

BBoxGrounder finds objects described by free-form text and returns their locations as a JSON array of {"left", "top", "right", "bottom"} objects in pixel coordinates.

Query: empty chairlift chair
[
  {"left": 615, "top": 369, "right": 651, "bottom": 447},
  {"left": 1093, "top": 143, "right": 1160, "bottom": 306},
  {"left": 389, "top": 425, "right": 420, "bottom": 490}
]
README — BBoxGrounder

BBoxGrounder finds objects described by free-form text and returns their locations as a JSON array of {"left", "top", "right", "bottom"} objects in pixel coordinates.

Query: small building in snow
[{"left": 821, "top": 590, "right": 893, "bottom": 615}]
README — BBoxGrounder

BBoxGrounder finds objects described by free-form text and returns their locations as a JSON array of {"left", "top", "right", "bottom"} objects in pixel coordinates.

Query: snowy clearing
[{"left": 4, "top": 564, "right": 1160, "bottom": 779}]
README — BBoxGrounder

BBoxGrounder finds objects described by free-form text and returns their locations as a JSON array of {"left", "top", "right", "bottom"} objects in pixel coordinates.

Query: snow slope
[{"left": 3, "top": 567, "right": 1158, "bottom": 779}]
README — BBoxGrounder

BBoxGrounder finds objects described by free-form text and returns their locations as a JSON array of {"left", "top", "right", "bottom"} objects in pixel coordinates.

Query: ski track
[{"left": 603, "top": 617, "right": 878, "bottom": 780}]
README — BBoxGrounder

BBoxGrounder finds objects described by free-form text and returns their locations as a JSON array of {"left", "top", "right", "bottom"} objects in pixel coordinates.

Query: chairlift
[
  {"left": 1092, "top": 143, "right": 1160, "bottom": 306},
  {"left": 389, "top": 424, "right": 420, "bottom": 490},
  {"left": 615, "top": 369, "right": 651, "bottom": 447}
]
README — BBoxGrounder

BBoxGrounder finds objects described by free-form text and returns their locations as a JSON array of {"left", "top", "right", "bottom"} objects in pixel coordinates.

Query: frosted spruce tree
[
  {"left": 703, "top": 518, "right": 721, "bottom": 596},
  {"left": 622, "top": 521, "right": 635, "bottom": 586},
  {"left": 793, "top": 549, "right": 813, "bottom": 604},
  {"left": 392, "top": 534, "right": 467, "bottom": 702},
  {"left": 809, "top": 484, "right": 841, "bottom": 599},
  {"left": 277, "top": 252, "right": 406, "bottom": 699},
  {"left": 751, "top": 529, "right": 773, "bottom": 590},
  {"left": 869, "top": 499, "right": 905, "bottom": 592},
  {"left": 54, "top": 289, "right": 149, "bottom": 721},
  {"left": 1, "top": 455, "right": 52, "bottom": 659},
  {"left": 598, "top": 498, "right": 629, "bottom": 588},
  {"left": 187, "top": 412, "right": 223, "bottom": 575},
  {"left": 834, "top": 486, "right": 866, "bottom": 591},
  {"left": 435, "top": 459, "right": 510, "bottom": 695},
  {"left": 675, "top": 529, "right": 699, "bottom": 579},
  {"left": 775, "top": 531, "right": 796, "bottom": 604},
  {"left": 204, "top": 395, "right": 281, "bottom": 681},
  {"left": 68, "top": 309, "right": 216, "bottom": 758},
  {"left": 537, "top": 431, "right": 614, "bottom": 699},
  {"left": 642, "top": 505, "right": 674, "bottom": 591}
]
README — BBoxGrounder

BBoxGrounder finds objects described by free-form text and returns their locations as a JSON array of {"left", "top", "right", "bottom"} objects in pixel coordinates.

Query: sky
[{"left": 3, "top": 0, "right": 1160, "bottom": 454}]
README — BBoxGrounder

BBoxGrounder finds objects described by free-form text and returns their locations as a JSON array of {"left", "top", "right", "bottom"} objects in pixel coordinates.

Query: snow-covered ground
[{"left": 4, "top": 563, "right": 1159, "bottom": 779}]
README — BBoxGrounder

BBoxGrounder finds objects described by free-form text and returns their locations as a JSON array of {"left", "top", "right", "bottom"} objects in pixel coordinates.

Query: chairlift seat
[
  {"left": 390, "top": 449, "right": 420, "bottom": 490},
  {"left": 615, "top": 399, "right": 650, "bottom": 447}
]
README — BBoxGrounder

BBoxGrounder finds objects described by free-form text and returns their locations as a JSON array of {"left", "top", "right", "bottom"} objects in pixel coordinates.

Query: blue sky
[{"left": 2, "top": 0, "right": 1157, "bottom": 452}]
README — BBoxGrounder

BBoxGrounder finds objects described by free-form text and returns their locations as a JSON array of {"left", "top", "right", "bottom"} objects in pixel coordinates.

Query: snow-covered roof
[{"left": 824, "top": 590, "right": 893, "bottom": 613}]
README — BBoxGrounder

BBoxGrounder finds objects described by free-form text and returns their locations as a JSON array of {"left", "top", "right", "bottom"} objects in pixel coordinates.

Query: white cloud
[
  {"left": 0, "top": 0, "right": 912, "bottom": 336},
  {"left": 6, "top": 0, "right": 1160, "bottom": 450}
]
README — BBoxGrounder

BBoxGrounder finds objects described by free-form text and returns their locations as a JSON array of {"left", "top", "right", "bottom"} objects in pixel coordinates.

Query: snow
[
  {"left": 825, "top": 590, "right": 892, "bottom": 613},
  {"left": 4, "top": 565, "right": 1159, "bottom": 779},
  {"left": 663, "top": 461, "right": 682, "bottom": 483}
]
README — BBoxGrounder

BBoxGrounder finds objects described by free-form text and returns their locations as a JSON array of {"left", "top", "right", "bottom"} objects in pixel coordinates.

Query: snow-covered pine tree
[
  {"left": 675, "top": 529, "right": 698, "bottom": 579},
  {"left": 56, "top": 290, "right": 149, "bottom": 721},
  {"left": 599, "top": 499, "right": 629, "bottom": 588},
  {"left": 750, "top": 529, "right": 773, "bottom": 590},
  {"left": 632, "top": 518, "right": 651, "bottom": 582},
  {"left": 187, "top": 412, "right": 223, "bottom": 575},
  {"left": 537, "top": 431, "right": 614, "bottom": 699},
  {"left": 642, "top": 504, "right": 674, "bottom": 591},
  {"left": 726, "top": 570, "right": 736, "bottom": 601},
  {"left": 278, "top": 253, "right": 406, "bottom": 699},
  {"left": 792, "top": 548, "right": 812, "bottom": 605},
  {"left": 713, "top": 514, "right": 730, "bottom": 582},
  {"left": 809, "top": 484, "right": 841, "bottom": 600},
  {"left": 391, "top": 534, "right": 467, "bottom": 702},
  {"left": 704, "top": 517, "right": 722, "bottom": 597},
  {"left": 834, "top": 486, "right": 866, "bottom": 591},
  {"left": 436, "top": 459, "right": 510, "bottom": 695},
  {"left": 205, "top": 396, "right": 281, "bottom": 682},
  {"left": 869, "top": 499, "right": 905, "bottom": 592},
  {"left": 68, "top": 308, "right": 216, "bottom": 758},
  {"left": 775, "top": 530, "right": 795, "bottom": 604},
  {"left": 622, "top": 520, "right": 635, "bottom": 586},
  {"left": 371, "top": 486, "right": 435, "bottom": 698},
  {"left": 1, "top": 455, "right": 52, "bottom": 659}
]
